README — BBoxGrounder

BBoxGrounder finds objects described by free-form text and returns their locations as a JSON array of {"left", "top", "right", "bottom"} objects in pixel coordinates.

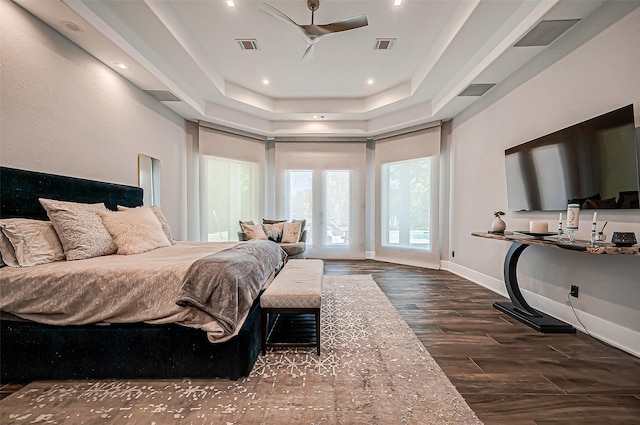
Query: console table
[{"left": 472, "top": 231, "right": 639, "bottom": 333}]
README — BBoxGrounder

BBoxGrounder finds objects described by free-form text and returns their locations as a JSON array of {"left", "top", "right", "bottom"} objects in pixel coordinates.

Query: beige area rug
[{"left": 1, "top": 275, "right": 482, "bottom": 424}]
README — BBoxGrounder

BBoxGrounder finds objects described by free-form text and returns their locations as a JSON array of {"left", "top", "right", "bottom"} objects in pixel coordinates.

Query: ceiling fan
[{"left": 258, "top": 0, "right": 368, "bottom": 62}]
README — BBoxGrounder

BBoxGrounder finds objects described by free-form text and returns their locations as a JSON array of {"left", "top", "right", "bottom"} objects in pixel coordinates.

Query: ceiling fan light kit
[{"left": 258, "top": 0, "right": 368, "bottom": 61}]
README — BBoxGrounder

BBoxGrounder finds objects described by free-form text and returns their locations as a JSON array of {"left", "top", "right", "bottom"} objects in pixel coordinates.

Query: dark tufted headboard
[{"left": 0, "top": 167, "right": 144, "bottom": 220}]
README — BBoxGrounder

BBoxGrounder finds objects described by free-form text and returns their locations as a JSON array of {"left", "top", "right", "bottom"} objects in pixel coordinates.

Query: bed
[{"left": 0, "top": 167, "right": 284, "bottom": 381}]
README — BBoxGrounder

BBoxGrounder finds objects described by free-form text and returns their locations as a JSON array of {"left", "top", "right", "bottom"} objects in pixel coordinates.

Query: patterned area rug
[{"left": 1, "top": 275, "right": 482, "bottom": 424}]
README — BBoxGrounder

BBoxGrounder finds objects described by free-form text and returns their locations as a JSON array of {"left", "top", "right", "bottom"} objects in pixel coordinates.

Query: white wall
[
  {"left": 0, "top": 0, "right": 187, "bottom": 239},
  {"left": 448, "top": 8, "right": 640, "bottom": 356}
]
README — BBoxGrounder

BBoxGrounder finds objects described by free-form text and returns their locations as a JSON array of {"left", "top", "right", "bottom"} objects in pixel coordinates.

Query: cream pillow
[
  {"left": 117, "top": 205, "right": 175, "bottom": 244},
  {"left": 100, "top": 207, "right": 171, "bottom": 255},
  {"left": 0, "top": 219, "right": 65, "bottom": 267},
  {"left": 240, "top": 223, "right": 269, "bottom": 240},
  {"left": 281, "top": 221, "right": 302, "bottom": 243},
  {"left": 39, "top": 198, "right": 116, "bottom": 261}
]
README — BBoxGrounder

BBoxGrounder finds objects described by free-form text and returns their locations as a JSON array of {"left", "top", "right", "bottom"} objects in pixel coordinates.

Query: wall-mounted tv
[{"left": 505, "top": 104, "right": 640, "bottom": 211}]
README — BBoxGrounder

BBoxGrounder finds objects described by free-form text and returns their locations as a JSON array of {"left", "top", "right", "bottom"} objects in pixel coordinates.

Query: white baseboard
[
  {"left": 365, "top": 251, "right": 375, "bottom": 259},
  {"left": 445, "top": 262, "right": 508, "bottom": 298},
  {"left": 444, "top": 262, "right": 640, "bottom": 358}
]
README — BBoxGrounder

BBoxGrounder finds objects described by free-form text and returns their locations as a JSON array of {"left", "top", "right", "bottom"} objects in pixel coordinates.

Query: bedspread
[{"left": 0, "top": 241, "right": 284, "bottom": 342}]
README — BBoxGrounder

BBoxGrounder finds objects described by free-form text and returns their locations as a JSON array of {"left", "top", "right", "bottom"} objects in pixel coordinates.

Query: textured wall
[{"left": 0, "top": 0, "right": 187, "bottom": 238}]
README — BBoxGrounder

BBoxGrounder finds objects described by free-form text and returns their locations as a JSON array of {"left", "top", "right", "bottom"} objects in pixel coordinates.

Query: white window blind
[
  {"left": 275, "top": 142, "right": 366, "bottom": 259},
  {"left": 198, "top": 126, "right": 265, "bottom": 242},
  {"left": 375, "top": 126, "right": 441, "bottom": 269}
]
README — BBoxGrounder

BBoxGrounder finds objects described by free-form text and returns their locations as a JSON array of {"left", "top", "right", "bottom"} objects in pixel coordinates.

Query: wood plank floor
[
  {"left": 2, "top": 259, "right": 639, "bottom": 424},
  {"left": 324, "top": 260, "right": 640, "bottom": 425}
]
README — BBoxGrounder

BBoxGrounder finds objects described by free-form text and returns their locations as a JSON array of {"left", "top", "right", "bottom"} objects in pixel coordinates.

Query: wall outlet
[{"left": 570, "top": 284, "right": 579, "bottom": 298}]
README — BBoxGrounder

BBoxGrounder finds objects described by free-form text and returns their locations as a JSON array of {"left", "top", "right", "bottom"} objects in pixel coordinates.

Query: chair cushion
[{"left": 279, "top": 242, "right": 306, "bottom": 258}]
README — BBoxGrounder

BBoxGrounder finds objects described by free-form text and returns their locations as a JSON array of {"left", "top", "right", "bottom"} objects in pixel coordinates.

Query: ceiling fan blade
[
  {"left": 300, "top": 14, "right": 368, "bottom": 36},
  {"left": 258, "top": 3, "right": 300, "bottom": 29},
  {"left": 302, "top": 43, "right": 315, "bottom": 63}
]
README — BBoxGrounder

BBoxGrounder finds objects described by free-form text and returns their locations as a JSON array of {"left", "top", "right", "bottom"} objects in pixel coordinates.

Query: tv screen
[{"left": 505, "top": 104, "right": 640, "bottom": 211}]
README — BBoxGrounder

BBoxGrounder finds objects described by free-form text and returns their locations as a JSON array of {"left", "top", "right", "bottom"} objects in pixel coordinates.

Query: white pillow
[
  {"left": 39, "top": 198, "right": 116, "bottom": 261},
  {"left": 117, "top": 205, "right": 174, "bottom": 244},
  {"left": 100, "top": 207, "right": 171, "bottom": 255},
  {"left": 0, "top": 218, "right": 65, "bottom": 267}
]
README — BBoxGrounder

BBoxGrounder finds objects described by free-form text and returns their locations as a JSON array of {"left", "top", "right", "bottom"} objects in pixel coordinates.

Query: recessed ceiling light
[
  {"left": 262, "top": 78, "right": 270, "bottom": 85},
  {"left": 115, "top": 63, "right": 128, "bottom": 70},
  {"left": 394, "top": 0, "right": 402, "bottom": 5},
  {"left": 367, "top": 79, "right": 374, "bottom": 85},
  {"left": 226, "top": 1, "right": 235, "bottom": 7}
]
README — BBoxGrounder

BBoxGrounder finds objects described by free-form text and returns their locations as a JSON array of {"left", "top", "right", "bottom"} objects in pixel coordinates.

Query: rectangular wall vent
[
  {"left": 143, "top": 90, "right": 180, "bottom": 102},
  {"left": 514, "top": 19, "right": 580, "bottom": 47},
  {"left": 458, "top": 83, "right": 496, "bottom": 97},
  {"left": 236, "top": 39, "right": 259, "bottom": 50},
  {"left": 373, "top": 38, "right": 396, "bottom": 50}
]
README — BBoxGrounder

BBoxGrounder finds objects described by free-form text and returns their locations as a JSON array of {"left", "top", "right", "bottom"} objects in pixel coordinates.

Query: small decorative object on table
[
  {"left": 611, "top": 232, "right": 637, "bottom": 247},
  {"left": 490, "top": 211, "right": 506, "bottom": 233},
  {"left": 596, "top": 221, "right": 608, "bottom": 244},
  {"left": 589, "top": 212, "right": 598, "bottom": 247},
  {"left": 557, "top": 212, "right": 565, "bottom": 242},
  {"left": 566, "top": 203, "right": 580, "bottom": 243}
]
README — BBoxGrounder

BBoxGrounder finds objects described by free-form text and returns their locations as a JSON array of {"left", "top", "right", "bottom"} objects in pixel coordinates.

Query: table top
[{"left": 472, "top": 231, "right": 640, "bottom": 256}]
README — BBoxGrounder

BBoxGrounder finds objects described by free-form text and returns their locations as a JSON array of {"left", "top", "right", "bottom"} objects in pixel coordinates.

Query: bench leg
[
  {"left": 315, "top": 309, "right": 321, "bottom": 356},
  {"left": 261, "top": 311, "right": 268, "bottom": 355}
]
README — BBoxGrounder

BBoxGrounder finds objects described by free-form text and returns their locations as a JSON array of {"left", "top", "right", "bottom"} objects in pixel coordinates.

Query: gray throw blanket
[{"left": 176, "top": 240, "right": 287, "bottom": 335}]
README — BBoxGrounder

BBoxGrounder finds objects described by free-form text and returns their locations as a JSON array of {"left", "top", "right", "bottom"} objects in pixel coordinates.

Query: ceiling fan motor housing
[{"left": 307, "top": 0, "right": 320, "bottom": 12}]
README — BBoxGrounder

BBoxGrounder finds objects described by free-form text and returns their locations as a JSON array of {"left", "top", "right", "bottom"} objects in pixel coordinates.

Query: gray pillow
[
  {"left": 39, "top": 198, "right": 116, "bottom": 261},
  {"left": 262, "top": 222, "right": 284, "bottom": 242}
]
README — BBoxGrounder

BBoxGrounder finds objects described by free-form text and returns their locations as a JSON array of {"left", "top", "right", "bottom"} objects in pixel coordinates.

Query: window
[
  {"left": 276, "top": 142, "right": 365, "bottom": 258},
  {"left": 381, "top": 157, "right": 432, "bottom": 248},
  {"left": 374, "top": 126, "right": 440, "bottom": 269},
  {"left": 287, "top": 170, "right": 313, "bottom": 243},
  {"left": 203, "top": 156, "right": 259, "bottom": 241},
  {"left": 325, "top": 170, "right": 350, "bottom": 245}
]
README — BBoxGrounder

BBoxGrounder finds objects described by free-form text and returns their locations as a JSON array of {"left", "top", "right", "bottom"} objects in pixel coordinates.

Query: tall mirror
[{"left": 138, "top": 153, "right": 162, "bottom": 207}]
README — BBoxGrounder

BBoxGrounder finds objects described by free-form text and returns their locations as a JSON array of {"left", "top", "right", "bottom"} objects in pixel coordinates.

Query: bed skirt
[{"left": 1, "top": 298, "right": 270, "bottom": 381}]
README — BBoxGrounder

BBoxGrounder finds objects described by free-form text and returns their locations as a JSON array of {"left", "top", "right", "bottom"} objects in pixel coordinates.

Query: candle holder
[
  {"left": 567, "top": 230, "right": 577, "bottom": 244},
  {"left": 590, "top": 231, "right": 598, "bottom": 248},
  {"left": 597, "top": 232, "right": 607, "bottom": 244}
]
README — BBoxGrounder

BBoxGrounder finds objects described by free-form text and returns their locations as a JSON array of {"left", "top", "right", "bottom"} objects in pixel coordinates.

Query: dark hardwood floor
[
  {"left": 2, "top": 259, "right": 639, "bottom": 424},
  {"left": 323, "top": 260, "right": 640, "bottom": 425}
]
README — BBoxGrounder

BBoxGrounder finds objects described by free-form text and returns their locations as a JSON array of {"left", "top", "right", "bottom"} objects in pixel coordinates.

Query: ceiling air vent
[
  {"left": 373, "top": 38, "right": 396, "bottom": 50},
  {"left": 144, "top": 90, "right": 181, "bottom": 102},
  {"left": 236, "top": 39, "right": 259, "bottom": 50},
  {"left": 514, "top": 19, "right": 580, "bottom": 47},
  {"left": 458, "top": 83, "right": 496, "bottom": 97}
]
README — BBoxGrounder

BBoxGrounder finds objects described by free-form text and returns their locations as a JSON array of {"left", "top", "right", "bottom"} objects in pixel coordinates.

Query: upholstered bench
[{"left": 261, "top": 259, "right": 324, "bottom": 355}]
